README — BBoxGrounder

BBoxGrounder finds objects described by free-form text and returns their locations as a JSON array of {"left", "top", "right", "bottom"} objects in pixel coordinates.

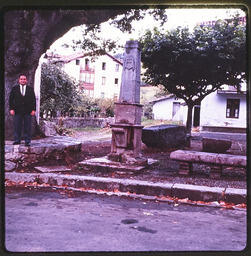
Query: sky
[{"left": 49, "top": 8, "right": 246, "bottom": 55}]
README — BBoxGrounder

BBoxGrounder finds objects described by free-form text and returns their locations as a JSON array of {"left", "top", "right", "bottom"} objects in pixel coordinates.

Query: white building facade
[
  {"left": 152, "top": 85, "right": 247, "bottom": 132},
  {"left": 52, "top": 52, "right": 123, "bottom": 100},
  {"left": 152, "top": 95, "right": 187, "bottom": 124},
  {"left": 200, "top": 88, "right": 247, "bottom": 131}
]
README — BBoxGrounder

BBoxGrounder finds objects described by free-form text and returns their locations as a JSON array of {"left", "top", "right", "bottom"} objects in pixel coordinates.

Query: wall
[
  {"left": 52, "top": 117, "right": 115, "bottom": 128},
  {"left": 152, "top": 97, "right": 187, "bottom": 124},
  {"left": 153, "top": 98, "right": 173, "bottom": 120},
  {"left": 200, "top": 91, "right": 246, "bottom": 128},
  {"left": 152, "top": 91, "right": 247, "bottom": 129},
  {"left": 93, "top": 55, "right": 122, "bottom": 99},
  {"left": 63, "top": 60, "right": 81, "bottom": 82}
]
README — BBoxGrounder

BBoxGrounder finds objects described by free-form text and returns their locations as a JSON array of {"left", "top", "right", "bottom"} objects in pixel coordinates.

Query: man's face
[{"left": 19, "top": 75, "right": 27, "bottom": 85}]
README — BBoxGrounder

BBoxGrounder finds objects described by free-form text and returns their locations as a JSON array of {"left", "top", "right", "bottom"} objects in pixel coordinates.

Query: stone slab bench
[{"left": 170, "top": 150, "right": 246, "bottom": 178}]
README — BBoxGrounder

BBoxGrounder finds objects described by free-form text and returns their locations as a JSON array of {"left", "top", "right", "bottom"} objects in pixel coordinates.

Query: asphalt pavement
[{"left": 5, "top": 187, "right": 247, "bottom": 252}]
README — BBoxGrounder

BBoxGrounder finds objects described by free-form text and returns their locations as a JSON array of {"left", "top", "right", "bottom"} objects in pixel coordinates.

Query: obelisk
[{"left": 108, "top": 40, "right": 147, "bottom": 166}]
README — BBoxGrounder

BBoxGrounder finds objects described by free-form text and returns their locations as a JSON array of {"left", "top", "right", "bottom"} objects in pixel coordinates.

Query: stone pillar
[
  {"left": 108, "top": 41, "right": 146, "bottom": 166},
  {"left": 119, "top": 40, "right": 141, "bottom": 104},
  {"left": 34, "top": 54, "right": 45, "bottom": 125}
]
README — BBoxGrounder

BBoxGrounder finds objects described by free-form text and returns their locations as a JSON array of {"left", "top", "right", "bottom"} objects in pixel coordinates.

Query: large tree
[
  {"left": 140, "top": 15, "right": 246, "bottom": 140},
  {"left": 4, "top": 8, "right": 166, "bottom": 138}
]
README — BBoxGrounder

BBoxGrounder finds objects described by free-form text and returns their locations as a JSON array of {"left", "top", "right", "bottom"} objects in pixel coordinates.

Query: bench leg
[
  {"left": 210, "top": 165, "right": 222, "bottom": 179},
  {"left": 179, "top": 162, "right": 192, "bottom": 176}
]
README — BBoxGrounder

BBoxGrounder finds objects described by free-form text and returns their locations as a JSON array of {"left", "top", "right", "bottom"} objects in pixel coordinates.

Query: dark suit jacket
[{"left": 9, "top": 85, "right": 36, "bottom": 114}]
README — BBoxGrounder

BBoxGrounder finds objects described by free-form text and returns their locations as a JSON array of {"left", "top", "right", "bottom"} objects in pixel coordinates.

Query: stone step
[
  {"left": 34, "top": 165, "right": 71, "bottom": 173},
  {"left": 5, "top": 172, "right": 246, "bottom": 205},
  {"left": 77, "top": 156, "right": 159, "bottom": 172}
]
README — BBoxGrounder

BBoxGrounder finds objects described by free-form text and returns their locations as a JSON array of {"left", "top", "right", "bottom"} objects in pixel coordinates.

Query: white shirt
[{"left": 20, "top": 84, "right": 26, "bottom": 96}]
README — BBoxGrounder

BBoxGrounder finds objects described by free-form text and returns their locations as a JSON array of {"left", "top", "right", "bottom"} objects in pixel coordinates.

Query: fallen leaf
[
  {"left": 235, "top": 203, "right": 246, "bottom": 208},
  {"left": 178, "top": 198, "right": 189, "bottom": 203},
  {"left": 210, "top": 201, "right": 220, "bottom": 206},
  {"left": 143, "top": 212, "right": 154, "bottom": 216}
]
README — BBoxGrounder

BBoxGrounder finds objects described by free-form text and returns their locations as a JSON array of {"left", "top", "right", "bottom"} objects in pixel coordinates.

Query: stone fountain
[
  {"left": 78, "top": 40, "right": 154, "bottom": 172},
  {"left": 108, "top": 40, "right": 146, "bottom": 166}
]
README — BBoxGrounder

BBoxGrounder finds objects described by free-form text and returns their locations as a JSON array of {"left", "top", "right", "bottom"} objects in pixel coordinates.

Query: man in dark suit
[{"left": 9, "top": 75, "right": 36, "bottom": 146}]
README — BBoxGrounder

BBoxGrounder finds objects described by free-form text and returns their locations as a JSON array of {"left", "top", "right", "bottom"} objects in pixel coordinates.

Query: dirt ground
[
  {"left": 62, "top": 128, "right": 246, "bottom": 189},
  {"left": 15, "top": 127, "right": 246, "bottom": 189}
]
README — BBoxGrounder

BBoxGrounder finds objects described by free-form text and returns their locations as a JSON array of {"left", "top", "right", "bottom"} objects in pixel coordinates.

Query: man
[{"left": 9, "top": 75, "right": 36, "bottom": 146}]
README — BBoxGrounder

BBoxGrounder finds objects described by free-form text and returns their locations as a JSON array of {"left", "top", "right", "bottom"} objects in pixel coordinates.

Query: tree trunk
[
  {"left": 185, "top": 103, "right": 194, "bottom": 147},
  {"left": 4, "top": 9, "right": 124, "bottom": 139}
]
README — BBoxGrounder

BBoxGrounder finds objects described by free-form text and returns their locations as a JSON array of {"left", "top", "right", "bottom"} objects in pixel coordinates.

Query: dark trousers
[{"left": 14, "top": 114, "right": 32, "bottom": 144}]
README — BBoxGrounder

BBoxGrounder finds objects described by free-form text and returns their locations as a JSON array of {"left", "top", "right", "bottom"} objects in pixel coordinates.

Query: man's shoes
[
  {"left": 13, "top": 141, "right": 20, "bottom": 145},
  {"left": 25, "top": 143, "right": 30, "bottom": 147}
]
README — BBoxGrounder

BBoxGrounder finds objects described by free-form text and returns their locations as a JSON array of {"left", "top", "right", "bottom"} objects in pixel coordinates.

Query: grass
[
  {"left": 71, "top": 126, "right": 103, "bottom": 132},
  {"left": 141, "top": 118, "right": 183, "bottom": 127},
  {"left": 66, "top": 119, "right": 183, "bottom": 136}
]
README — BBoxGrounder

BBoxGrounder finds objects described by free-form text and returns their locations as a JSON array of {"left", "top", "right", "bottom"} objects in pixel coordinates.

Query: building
[
  {"left": 198, "top": 16, "right": 246, "bottom": 27},
  {"left": 45, "top": 51, "right": 123, "bottom": 100},
  {"left": 151, "top": 84, "right": 247, "bottom": 132},
  {"left": 200, "top": 84, "right": 247, "bottom": 132}
]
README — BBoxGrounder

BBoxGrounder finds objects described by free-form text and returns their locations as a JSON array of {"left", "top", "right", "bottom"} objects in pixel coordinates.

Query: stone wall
[
  {"left": 5, "top": 137, "right": 82, "bottom": 171},
  {"left": 51, "top": 117, "right": 115, "bottom": 129}
]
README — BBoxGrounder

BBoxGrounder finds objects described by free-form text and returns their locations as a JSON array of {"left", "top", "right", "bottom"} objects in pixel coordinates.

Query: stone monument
[
  {"left": 108, "top": 40, "right": 147, "bottom": 166},
  {"left": 77, "top": 40, "right": 155, "bottom": 172}
]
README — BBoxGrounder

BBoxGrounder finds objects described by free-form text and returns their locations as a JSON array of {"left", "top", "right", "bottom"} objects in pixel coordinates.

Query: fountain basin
[{"left": 142, "top": 124, "right": 186, "bottom": 148}]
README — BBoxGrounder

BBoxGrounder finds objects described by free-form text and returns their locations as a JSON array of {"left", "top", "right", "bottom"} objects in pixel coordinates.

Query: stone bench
[{"left": 170, "top": 150, "right": 246, "bottom": 178}]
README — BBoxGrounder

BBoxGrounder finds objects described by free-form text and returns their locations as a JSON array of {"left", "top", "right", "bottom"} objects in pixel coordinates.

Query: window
[
  {"left": 226, "top": 99, "right": 240, "bottom": 118},
  {"left": 101, "top": 92, "right": 105, "bottom": 98},
  {"left": 102, "top": 62, "right": 106, "bottom": 70},
  {"left": 76, "top": 59, "right": 80, "bottom": 65},
  {"left": 115, "top": 63, "right": 119, "bottom": 72},
  {"left": 102, "top": 76, "right": 106, "bottom": 86},
  {"left": 114, "top": 78, "right": 119, "bottom": 85},
  {"left": 85, "top": 59, "right": 90, "bottom": 70}
]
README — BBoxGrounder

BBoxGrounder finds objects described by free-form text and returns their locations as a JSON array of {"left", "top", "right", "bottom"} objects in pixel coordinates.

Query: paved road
[{"left": 5, "top": 187, "right": 246, "bottom": 252}]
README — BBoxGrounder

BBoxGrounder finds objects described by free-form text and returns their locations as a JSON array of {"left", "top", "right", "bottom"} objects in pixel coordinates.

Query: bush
[
  {"left": 97, "top": 98, "right": 115, "bottom": 117},
  {"left": 143, "top": 102, "right": 153, "bottom": 119}
]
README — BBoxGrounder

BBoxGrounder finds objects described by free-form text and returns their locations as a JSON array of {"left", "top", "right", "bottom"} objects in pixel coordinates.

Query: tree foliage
[
  {"left": 65, "top": 8, "right": 167, "bottom": 55},
  {"left": 4, "top": 8, "right": 166, "bottom": 138},
  {"left": 40, "top": 62, "right": 81, "bottom": 118},
  {"left": 41, "top": 62, "right": 116, "bottom": 119},
  {"left": 73, "top": 95, "right": 115, "bottom": 118},
  {"left": 140, "top": 14, "right": 246, "bottom": 134}
]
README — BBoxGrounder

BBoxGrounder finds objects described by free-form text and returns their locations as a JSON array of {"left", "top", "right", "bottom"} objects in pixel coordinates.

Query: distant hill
[{"left": 140, "top": 85, "right": 169, "bottom": 104}]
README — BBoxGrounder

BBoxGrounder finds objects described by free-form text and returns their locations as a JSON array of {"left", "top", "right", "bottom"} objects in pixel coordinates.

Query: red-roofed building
[{"left": 45, "top": 51, "right": 123, "bottom": 100}]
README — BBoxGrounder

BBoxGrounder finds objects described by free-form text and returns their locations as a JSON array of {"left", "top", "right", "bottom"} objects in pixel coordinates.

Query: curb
[{"left": 5, "top": 172, "right": 246, "bottom": 205}]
